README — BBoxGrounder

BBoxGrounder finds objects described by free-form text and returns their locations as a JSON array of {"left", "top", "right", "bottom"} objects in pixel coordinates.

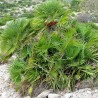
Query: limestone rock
[
  {"left": 24, "top": 96, "right": 31, "bottom": 98},
  {"left": 48, "top": 94, "right": 61, "bottom": 98},
  {"left": 61, "top": 93, "right": 73, "bottom": 98},
  {"left": 36, "top": 90, "right": 52, "bottom": 98}
]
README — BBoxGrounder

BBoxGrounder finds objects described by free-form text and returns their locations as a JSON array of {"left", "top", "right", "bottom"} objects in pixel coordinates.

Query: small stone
[
  {"left": 36, "top": 90, "right": 52, "bottom": 98},
  {"left": 24, "top": 96, "right": 31, "bottom": 98},
  {"left": 87, "top": 90, "right": 91, "bottom": 94},
  {"left": 61, "top": 93, "right": 73, "bottom": 98},
  {"left": 48, "top": 94, "right": 61, "bottom": 98}
]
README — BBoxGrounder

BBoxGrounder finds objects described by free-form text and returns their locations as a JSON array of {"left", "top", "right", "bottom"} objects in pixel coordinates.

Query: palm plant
[
  {"left": 8, "top": 59, "right": 26, "bottom": 85},
  {"left": 0, "top": 0, "right": 98, "bottom": 96},
  {"left": 0, "top": 18, "right": 30, "bottom": 62}
]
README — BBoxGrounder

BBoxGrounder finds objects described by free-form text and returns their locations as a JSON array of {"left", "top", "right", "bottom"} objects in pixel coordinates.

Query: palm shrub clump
[{"left": 0, "top": 0, "right": 98, "bottom": 95}]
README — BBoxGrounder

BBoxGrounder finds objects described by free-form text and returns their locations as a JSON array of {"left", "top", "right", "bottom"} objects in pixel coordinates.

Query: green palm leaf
[{"left": 0, "top": 18, "right": 29, "bottom": 56}]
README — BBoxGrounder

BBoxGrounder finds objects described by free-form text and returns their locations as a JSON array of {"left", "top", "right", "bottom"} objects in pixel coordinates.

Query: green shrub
[
  {"left": 0, "top": 15, "right": 13, "bottom": 26},
  {"left": 0, "top": 18, "right": 30, "bottom": 57},
  {"left": 0, "top": 0, "right": 98, "bottom": 95},
  {"left": 8, "top": 59, "right": 26, "bottom": 85}
]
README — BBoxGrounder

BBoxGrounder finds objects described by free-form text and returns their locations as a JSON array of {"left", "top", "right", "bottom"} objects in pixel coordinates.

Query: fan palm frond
[{"left": 0, "top": 18, "right": 30, "bottom": 57}]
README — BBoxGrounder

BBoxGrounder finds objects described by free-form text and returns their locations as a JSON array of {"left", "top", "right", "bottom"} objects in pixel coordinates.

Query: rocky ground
[
  {"left": 0, "top": 64, "right": 21, "bottom": 98},
  {"left": 0, "top": 63, "right": 98, "bottom": 98}
]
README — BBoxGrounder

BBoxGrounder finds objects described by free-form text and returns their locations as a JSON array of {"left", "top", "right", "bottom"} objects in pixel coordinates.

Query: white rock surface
[
  {"left": 36, "top": 90, "right": 52, "bottom": 98},
  {"left": 24, "top": 96, "right": 31, "bottom": 98},
  {"left": 0, "top": 64, "right": 21, "bottom": 98},
  {"left": 48, "top": 94, "right": 61, "bottom": 98},
  {"left": 61, "top": 93, "right": 73, "bottom": 98},
  {"left": 61, "top": 88, "right": 98, "bottom": 98}
]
